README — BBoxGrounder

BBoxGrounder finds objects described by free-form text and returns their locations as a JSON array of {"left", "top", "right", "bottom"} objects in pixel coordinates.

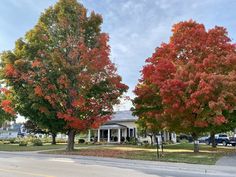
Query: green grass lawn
[
  {"left": 0, "top": 143, "right": 67, "bottom": 151},
  {"left": 1, "top": 142, "right": 235, "bottom": 165},
  {"left": 42, "top": 143, "right": 236, "bottom": 165},
  {"left": 0, "top": 143, "right": 95, "bottom": 151}
]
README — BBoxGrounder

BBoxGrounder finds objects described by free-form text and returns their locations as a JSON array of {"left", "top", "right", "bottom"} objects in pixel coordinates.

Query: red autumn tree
[
  {"left": 133, "top": 20, "right": 236, "bottom": 152},
  {"left": 0, "top": 88, "right": 16, "bottom": 125},
  {"left": 1, "top": 0, "right": 128, "bottom": 151}
]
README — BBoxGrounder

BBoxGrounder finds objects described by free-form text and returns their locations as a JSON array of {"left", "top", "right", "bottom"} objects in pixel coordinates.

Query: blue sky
[{"left": 1, "top": 0, "right": 236, "bottom": 112}]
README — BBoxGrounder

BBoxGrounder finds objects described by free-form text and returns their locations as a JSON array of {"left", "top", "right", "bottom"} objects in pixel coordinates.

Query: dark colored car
[
  {"left": 205, "top": 134, "right": 230, "bottom": 146},
  {"left": 229, "top": 137, "right": 236, "bottom": 146}
]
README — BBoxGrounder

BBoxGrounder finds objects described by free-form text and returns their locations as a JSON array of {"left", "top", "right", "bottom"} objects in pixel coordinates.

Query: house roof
[
  {"left": 108, "top": 110, "right": 138, "bottom": 123},
  {"left": 100, "top": 124, "right": 127, "bottom": 129}
]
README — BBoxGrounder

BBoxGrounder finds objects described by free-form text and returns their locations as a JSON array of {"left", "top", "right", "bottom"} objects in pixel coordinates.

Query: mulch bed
[{"left": 60, "top": 149, "right": 142, "bottom": 159}]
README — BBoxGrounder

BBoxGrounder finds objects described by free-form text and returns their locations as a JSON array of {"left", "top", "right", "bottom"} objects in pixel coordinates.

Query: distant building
[{"left": 0, "top": 123, "right": 26, "bottom": 139}]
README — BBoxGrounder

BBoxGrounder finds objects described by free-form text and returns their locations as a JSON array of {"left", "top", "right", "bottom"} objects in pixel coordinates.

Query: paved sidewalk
[
  {"left": 216, "top": 154, "right": 236, "bottom": 166},
  {"left": 1, "top": 151, "right": 236, "bottom": 177},
  {"left": 2, "top": 151, "right": 236, "bottom": 176}
]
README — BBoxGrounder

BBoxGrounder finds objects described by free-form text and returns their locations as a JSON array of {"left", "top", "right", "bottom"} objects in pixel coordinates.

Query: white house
[{"left": 87, "top": 110, "right": 176, "bottom": 144}]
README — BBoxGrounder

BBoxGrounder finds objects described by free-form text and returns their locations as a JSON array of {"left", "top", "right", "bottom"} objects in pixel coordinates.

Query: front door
[{"left": 101, "top": 129, "right": 108, "bottom": 141}]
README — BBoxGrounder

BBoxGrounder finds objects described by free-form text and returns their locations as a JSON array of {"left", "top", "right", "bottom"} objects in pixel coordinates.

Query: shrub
[
  {"left": 94, "top": 142, "right": 105, "bottom": 145},
  {"left": 114, "top": 136, "right": 118, "bottom": 142},
  {"left": 3, "top": 141, "right": 10, "bottom": 144},
  {"left": 8, "top": 138, "right": 16, "bottom": 144},
  {"left": 163, "top": 140, "right": 174, "bottom": 145},
  {"left": 78, "top": 139, "right": 85, "bottom": 144},
  {"left": 125, "top": 137, "right": 138, "bottom": 145},
  {"left": 130, "top": 137, "right": 138, "bottom": 145},
  {"left": 142, "top": 140, "right": 149, "bottom": 145},
  {"left": 22, "top": 136, "right": 35, "bottom": 144},
  {"left": 41, "top": 137, "right": 51, "bottom": 144},
  {"left": 32, "top": 139, "right": 43, "bottom": 146},
  {"left": 179, "top": 139, "right": 189, "bottom": 144},
  {"left": 19, "top": 140, "right": 28, "bottom": 146},
  {"left": 14, "top": 138, "right": 21, "bottom": 144},
  {"left": 144, "top": 144, "right": 155, "bottom": 148},
  {"left": 56, "top": 138, "right": 67, "bottom": 143}
]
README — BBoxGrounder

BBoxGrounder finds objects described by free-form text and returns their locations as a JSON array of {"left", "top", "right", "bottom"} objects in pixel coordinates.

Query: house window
[{"left": 130, "top": 129, "right": 133, "bottom": 137}]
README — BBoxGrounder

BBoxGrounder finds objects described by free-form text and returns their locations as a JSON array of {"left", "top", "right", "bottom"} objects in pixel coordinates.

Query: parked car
[
  {"left": 228, "top": 137, "right": 236, "bottom": 146},
  {"left": 198, "top": 136, "right": 209, "bottom": 143},
  {"left": 205, "top": 134, "right": 230, "bottom": 146}
]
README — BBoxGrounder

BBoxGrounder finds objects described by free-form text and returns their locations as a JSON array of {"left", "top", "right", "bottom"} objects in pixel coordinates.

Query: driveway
[{"left": 0, "top": 151, "right": 236, "bottom": 177}]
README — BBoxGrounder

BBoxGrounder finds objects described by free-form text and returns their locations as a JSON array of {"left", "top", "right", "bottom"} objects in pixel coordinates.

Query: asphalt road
[{"left": 0, "top": 151, "right": 235, "bottom": 177}]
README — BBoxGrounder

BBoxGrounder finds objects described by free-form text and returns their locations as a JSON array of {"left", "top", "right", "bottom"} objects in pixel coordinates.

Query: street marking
[
  {"left": 49, "top": 158, "right": 74, "bottom": 163},
  {"left": 0, "top": 168, "right": 55, "bottom": 177}
]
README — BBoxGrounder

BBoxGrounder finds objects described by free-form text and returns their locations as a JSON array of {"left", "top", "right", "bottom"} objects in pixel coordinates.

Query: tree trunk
[
  {"left": 192, "top": 132, "right": 199, "bottom": 153},
  {"left": 66, "top": 129, "right": 76, "bottom": 151},
  {"left": 51, "top": 133, "right": 57, "bottom": 145},
  {"left": 210, "top": 131, "right": 216, "bottom": 148}
]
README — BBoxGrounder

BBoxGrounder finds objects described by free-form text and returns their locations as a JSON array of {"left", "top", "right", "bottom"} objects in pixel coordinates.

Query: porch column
[
  {"left": 108, "top": 129, "right": 110, "bottom": 143},
  {"left": 118, "top": 128, "right": 121, "bottom": 143},
  {"left": 127, "top": 128, "right": 130, "bottom": 137},
  {"left": 163, "top": 131, "right": 167, "bottom": 141},
  {"left": 88, "top": 129, "right": 91, "bottom": 142},
  {"left": 123, "top": 128, "right": 127, "bottom": 137},
  {"left": 171, "top": 132, "right": 177, "bottom": 143},
  {"left": 134, "top": 128, "right": 137, "bottom": 138},
  {"left": 97, "top": 129, "right": 100, "bottom": 142}
]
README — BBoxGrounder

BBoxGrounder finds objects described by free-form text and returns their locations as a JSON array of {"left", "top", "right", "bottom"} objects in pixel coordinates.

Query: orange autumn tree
[
  {"left": 0, "top": 88, "right": 16, "bottom": 125},
  {"left": 1, "top": 0, "right": 128, "bottom": 151},
  {"left": 133, "top": 20, "right": 236, "bottom": 152}
]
